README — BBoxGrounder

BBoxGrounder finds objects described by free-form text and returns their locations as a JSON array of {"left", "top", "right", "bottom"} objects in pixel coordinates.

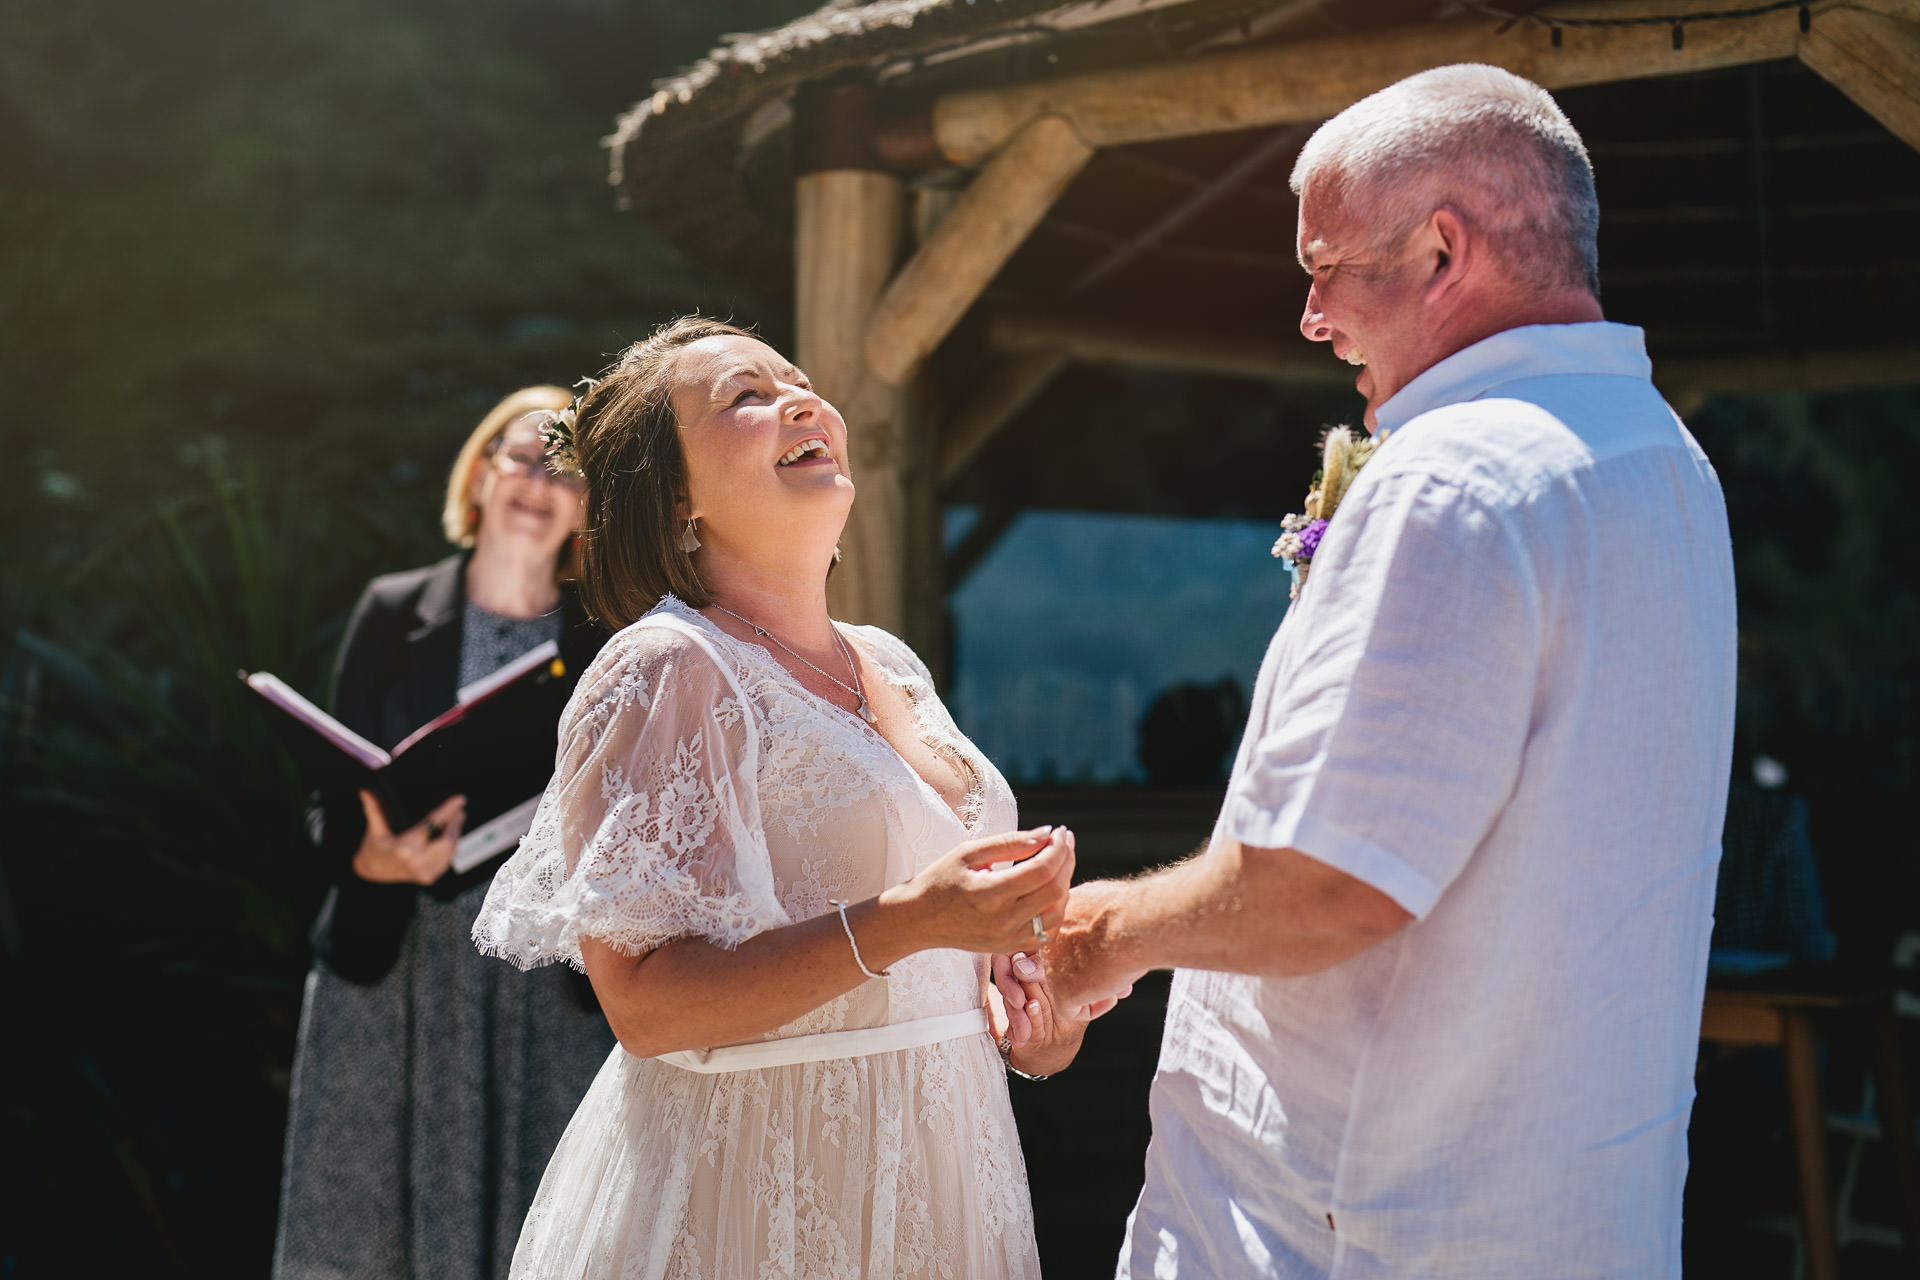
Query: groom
[{"left": 1047, "top": 65, "right": 1736, "bottom": 1278}]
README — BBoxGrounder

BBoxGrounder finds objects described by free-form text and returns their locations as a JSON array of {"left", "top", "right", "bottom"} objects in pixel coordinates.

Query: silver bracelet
[
  {"left": 998, "top": 1035, "right": 1050, "bottom": 1082},
  {"left": 830, "top": 899, "right": 890, "bottom": 980}
]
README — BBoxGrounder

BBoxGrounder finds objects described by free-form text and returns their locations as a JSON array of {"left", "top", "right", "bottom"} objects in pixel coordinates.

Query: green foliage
[
  {"left": 0, "top": 0, "right": 801, "bottom": 600},
  {"left": 1, "top": 447, "right": 367, "bottom": 1271}
]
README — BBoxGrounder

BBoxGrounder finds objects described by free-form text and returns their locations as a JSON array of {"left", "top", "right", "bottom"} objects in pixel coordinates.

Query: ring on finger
[{"left": 1030, "top": 915, "right": 1049, "bottom": 944}]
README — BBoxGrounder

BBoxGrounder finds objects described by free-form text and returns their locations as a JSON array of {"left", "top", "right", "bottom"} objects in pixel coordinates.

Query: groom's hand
[
  {"left": 991, "top": 949, "right": 1127, "bottom": 1077},
  {"left": 1043, "top": 880, "right": 1149, "bottom": 1012}
]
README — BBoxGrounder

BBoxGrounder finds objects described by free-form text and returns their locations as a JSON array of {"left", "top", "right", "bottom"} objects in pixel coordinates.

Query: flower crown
[{"left": 537, "top": 376, "right": 598, "bottom": 480}]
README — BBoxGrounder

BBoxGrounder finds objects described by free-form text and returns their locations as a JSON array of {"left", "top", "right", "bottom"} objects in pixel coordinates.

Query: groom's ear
[{"left": 1421, "top": 206, "right": 1473, "bottom": 302}]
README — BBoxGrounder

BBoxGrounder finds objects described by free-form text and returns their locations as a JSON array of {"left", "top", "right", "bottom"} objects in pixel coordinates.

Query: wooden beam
[
  {"left": 795, "top": 169, "right": 908, "bottom": 631},
  {"left": 932, "top": 0, "right": 1812, "bottom": 163},
  {"left": 987, "top": 313, "right": 1356, "bottom": 387},
  {"left": 1068, "top": 122, "right": 1310, "bottom": 296},
  {"left": 938, "top": 350, "right": 1070, "bottom": 483},
  {"left": 1799, "top": 8, "right": 1920, "bottom": 153},
  {"left": 983, "top": 317, "right": 1920, "bottom": 413},
  {"left": 863, "top": 115, "right": 1094, "bottom": 388},
  {"left": 1657, "top": 344, "right": 1920, "bottom": 414},
  {"left": 1853, "top": 0, "right": 1920, "bottom": 23}
]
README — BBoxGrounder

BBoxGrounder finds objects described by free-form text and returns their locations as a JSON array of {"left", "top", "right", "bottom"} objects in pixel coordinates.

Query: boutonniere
[{"left": 1272, "top": 426, "right": 1388, "bottom": 600}]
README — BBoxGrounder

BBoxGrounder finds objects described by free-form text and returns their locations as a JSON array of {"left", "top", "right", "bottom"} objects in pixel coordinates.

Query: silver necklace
[{"left": 710, "top": 603, "right": 875, "bottom": 724}]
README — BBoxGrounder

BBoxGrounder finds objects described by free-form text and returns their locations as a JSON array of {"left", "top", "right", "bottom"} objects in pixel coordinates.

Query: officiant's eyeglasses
[{"left": 487, "top": 436, "right": 586, "bottom": 493}]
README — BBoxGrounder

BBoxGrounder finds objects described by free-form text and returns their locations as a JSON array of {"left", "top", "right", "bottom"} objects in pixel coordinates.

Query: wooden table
[{"left": 1700, "top": 982, "right": 1920, "bottom": 1280}]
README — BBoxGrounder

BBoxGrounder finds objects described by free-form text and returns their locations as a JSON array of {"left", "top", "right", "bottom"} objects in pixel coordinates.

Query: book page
[
  {"left": 453, "top": 793, "right": 542, "bottom": 872},
  {"left": 245, "top": 672, "right": 391, "bottom": 770}
]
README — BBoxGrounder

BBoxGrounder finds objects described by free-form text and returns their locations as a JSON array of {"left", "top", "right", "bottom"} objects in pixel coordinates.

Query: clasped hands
[{"left": 986, "top": 835, "right": 1145, "bottom": 1079}]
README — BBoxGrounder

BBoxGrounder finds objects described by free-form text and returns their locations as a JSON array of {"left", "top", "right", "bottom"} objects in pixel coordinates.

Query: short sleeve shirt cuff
[{"left": 1220, "top": 792, "right": 1444, "bottom": 919}]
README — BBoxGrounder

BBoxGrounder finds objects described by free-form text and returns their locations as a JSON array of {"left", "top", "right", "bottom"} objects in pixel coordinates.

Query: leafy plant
[{"left": 2, "top": 452, "right": 352, "bottom": 1272}]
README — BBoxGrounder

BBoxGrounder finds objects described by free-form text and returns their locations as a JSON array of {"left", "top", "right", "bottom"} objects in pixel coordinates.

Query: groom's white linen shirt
[{"left": 1119, "top": 323, "right": 1737, "bottom": 1280}]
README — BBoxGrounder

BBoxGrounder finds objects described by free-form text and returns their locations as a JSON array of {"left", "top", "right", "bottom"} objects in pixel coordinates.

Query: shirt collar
[{"left": 1372, "top": 322, "right": 1652, "bottom": 436}]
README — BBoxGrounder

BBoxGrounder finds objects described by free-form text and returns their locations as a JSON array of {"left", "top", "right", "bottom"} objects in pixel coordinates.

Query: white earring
[{"left": 680, "top": 518, "right": 702, "bottom": 553}]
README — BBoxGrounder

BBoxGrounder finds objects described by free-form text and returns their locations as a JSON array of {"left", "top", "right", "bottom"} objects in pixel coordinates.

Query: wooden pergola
[{"left": 609, "top": 0, "right": 1920, "bottom": 647}]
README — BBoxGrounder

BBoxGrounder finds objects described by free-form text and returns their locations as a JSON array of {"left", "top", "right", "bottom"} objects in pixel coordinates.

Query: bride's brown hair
[{"left": 571, "top": 315, "right": 758, "bottom": 628}]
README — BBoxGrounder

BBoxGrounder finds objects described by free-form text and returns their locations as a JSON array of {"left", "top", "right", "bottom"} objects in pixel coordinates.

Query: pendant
[{"left": 858, "top": 697, "right": 877, "bottom": 724}]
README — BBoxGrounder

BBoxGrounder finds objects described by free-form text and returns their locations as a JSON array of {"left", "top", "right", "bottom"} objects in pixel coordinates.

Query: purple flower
[{"left": 1296, "top": 518, "right": 1329, "bottom": 562}]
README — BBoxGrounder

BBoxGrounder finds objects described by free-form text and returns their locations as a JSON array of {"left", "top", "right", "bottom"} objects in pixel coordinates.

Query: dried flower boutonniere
[{"left": 1272, "top": 426, "right": 1388, "bottom": 600}]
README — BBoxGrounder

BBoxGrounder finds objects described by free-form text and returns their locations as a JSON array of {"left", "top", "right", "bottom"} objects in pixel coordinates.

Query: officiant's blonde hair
[{"left": 1290, "top": 65, "right": 1600, "bottom": 297}]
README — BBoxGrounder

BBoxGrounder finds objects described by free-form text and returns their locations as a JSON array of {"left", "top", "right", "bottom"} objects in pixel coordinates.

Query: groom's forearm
[{"left": 1080, "top": 838, "right": 1412, "bottom": 984}]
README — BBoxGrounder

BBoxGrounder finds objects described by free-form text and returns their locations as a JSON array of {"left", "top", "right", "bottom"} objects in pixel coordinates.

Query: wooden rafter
[
  {"left": 938, "top": 350, "right": 1072, "bottom": 483},
  {"left": 863, "top": 115, "right": 1094, "bottom": 388},
  {"left": 1798, "top": 8, "right": 1920, "bottom": 152},
  {"left": 931, "top": 0, "right": 1841, "bottom": 163},
  {"left": 1067, "top": 123, "right": 1311, "bottom": 296},
  {"left": 993, "top": 313, "right": 1920, "bottom": 399},
  {"left": 987, "top": 313, "right": 1355, "bottom": 386}
]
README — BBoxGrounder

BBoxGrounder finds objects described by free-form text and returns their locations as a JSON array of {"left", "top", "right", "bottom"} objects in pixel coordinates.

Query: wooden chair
[{"left": 1700, "top": 981, "right": 1920, "bottom": 1280}]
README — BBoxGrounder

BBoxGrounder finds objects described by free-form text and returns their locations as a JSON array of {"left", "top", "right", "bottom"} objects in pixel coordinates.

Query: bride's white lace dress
[{"left": 473, "top": 596, "right": 1040, "bottom": 1279}]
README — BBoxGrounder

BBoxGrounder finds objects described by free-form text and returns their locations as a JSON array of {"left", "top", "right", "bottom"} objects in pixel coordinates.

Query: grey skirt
[{"left": 272, "top": 879, "right": 615, "bottom": 1280}]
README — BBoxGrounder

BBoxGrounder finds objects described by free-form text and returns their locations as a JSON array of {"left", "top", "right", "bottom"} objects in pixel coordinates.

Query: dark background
[{"left": 3, "top": 2, "right": 1917, "bottom": 1275}]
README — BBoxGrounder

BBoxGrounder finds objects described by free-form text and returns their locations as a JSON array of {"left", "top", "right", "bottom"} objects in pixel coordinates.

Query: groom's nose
[{"left": 1301, "top": 288, "right": 1332, "bottom": 343}]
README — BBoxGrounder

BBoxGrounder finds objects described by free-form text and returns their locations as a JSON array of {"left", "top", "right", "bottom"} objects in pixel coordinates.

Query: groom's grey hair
[{"left": 1290, "top": 65, "right": 1600, "bottom": 298}]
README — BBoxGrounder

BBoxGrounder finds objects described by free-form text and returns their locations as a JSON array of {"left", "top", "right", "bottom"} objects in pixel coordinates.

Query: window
[{"left": 947, "top": 508, "right": 1290, "bottom": 785}]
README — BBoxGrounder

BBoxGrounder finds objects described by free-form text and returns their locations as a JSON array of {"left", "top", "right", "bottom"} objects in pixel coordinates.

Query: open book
[{"left": 244, "top": 641, "right": 569, "bottom": 873}]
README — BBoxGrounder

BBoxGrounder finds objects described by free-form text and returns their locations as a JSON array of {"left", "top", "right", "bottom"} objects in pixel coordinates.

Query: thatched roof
[
  {"left": 608, "top": 0, "right": 1920, "bottom": 364},
  {"left": 608, "top": 0, "right": 1433, "bottom": 298}
]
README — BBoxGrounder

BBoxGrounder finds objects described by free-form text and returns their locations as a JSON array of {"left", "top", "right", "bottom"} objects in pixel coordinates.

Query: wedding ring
[{"left": 1030, "top": 915, "right": 1048, "bottom": 944}]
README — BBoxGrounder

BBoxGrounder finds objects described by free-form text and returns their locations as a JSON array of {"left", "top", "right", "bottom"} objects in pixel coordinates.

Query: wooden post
[
  {"left": 794, "top": 85, "right": 907, "bottom": 631},
  {"left": 1781, "top": 1010, "right": 1842, "bottom": 1280},
  {"left": 1799, "top": 7, "right": 1920, "bottom": 153},
  {"left": 863, "top": 115, "right": 1095, "bottom": 388}
]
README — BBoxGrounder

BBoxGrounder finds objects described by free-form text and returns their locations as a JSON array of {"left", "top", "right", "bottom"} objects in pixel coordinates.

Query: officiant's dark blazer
[{"left": 309, "top": 551, "right": 607, "bottom": 983}]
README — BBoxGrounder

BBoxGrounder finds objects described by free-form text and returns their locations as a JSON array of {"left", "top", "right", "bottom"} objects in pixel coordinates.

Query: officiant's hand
[
  {"left": 351, "top": 790, "right": 465, "bottom": 885},
  {"left": 991, "top": 946, "right": 1129, "bottom": 1078}
]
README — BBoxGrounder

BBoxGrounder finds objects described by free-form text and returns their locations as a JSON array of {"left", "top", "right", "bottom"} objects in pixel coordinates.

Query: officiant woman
[{"left": 272, "top": 387, "right": 616, "bottom": 1280}]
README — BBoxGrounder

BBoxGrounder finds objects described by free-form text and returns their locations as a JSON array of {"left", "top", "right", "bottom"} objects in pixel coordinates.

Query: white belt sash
[{"left": 656, "top": 1007, "right": 989, "bottom": 1074}]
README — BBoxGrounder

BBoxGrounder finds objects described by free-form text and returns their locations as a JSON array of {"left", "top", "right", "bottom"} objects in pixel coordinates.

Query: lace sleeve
[{"left": 473, "top": 619, "right": 790, "bottom": 971}]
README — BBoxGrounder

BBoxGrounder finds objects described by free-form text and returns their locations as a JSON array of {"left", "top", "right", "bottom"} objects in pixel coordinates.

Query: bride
[{"left": 473, "top": 316, "right": 1117, "bottom": 1278}]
